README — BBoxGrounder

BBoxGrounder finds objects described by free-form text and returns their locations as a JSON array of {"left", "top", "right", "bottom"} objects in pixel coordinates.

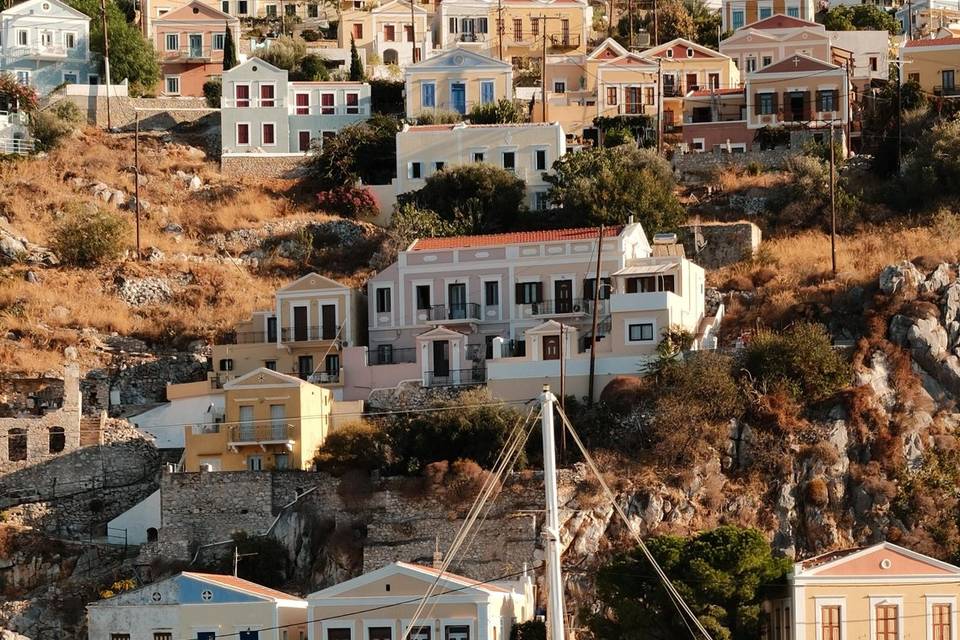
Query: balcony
[
  {"left": 367, "top": 347, "right": 417, "bottom": 365},
  {"left": 290, "top": 104, "right": 369, "bottom": 117},
  {"left": 457, "top": 32, "right": 489, "bottom": 43},
  {"left": 7, "top": 44, "right": 68, "bottom": 60},
  {"left": 222, "top": 96, "right": 287, "bottom": 108},
  {"left": 162, "top": 46, "right": 214, "bottom": 62},
  {"left": 306, "top": 369, "right": 342, "bottom": 385},
  {"left": 230, "top": 330, "right": 271, "bottom": 344},
  {"left": 427, "top": 303, "right": 482, "bottom": 323},
  {"left": 280, "top": 325, "right": 341, "bottom": 342},
  {"left": 514, "top": 298, "right": 607, "bottom": 321},
  {"left": 227, "top": 421, "right": 295, "bottom": 448},
  {"left": 934, "top": 85, "right": 960, "bottom": 97},
  {"left": 662, "top": 85, "right": 684, "bottom": 98},
  {"left": 548, "top": 34, "right": 580, "bottom": 51},
  {"left": 425, "top": 367, "right": 487, "bottom": 387}
]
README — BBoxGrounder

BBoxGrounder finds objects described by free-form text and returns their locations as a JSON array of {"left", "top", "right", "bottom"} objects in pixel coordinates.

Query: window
[
  {"left": 409, "top": 162, "right": 422, "bottom": 179},
  {"left": 16, "top": 29, "right": 27, "bottom": 46},
  {"left": 943, "top": 69, "right": 956, "bottom": 90},
  {"left": 746, "top": 57, "right": 757, "bottom": 72},
  {"left": 909, "top": 72, "right": 920, "bottom": 83},
  {"left": 63, "top": 72, "right": 78, "bottom": 84},
  {"left": 645, "top": 86, "right": 655, "bottom": 104},
  {"left": 583, "top": 277, "right": 611, "bottom": 300},
  {"left": 155, "top": 633, "right": 173, "bottom": 640},
  {"left": 308, "top": 3, "right": 318, "bottom": 16},
  {"left": 236, "top": 123, "right": 250, "bottom": 144},
  {"left": 239, "top": 631, "right": 259, "bottom": 640},
  {"left": 606, "top": 86, "right": 617, "bottom": 106},
  {"left": 376, "top": 287, "right": 391, "bottom": 313},
  {"left": 269, "top": 404, "right": 285, "bottom": 438},
  {"left": 757, "top": 92, "right": 775, "bottom": 115},
  {"left": 444, "top": 625, "right": 469, "bottom": 640},
  {"left": 320, "top": 92, "right": 334, "bottom": 114},
  {"left": 110, "top": 635, "right": 131, "bottom": 640},
  {"left": 262, "top": 123, "right": 276, "bottom": 145},
  {"left": 686, "top": 47, "right": 694, "bottom": 58},
  {"left": 502, "top": 151, "right": 515, "bottom": 170},
  {"left": 818, "top": 89, "right": 837, "bottom": 112},
  {"left": 535, "top": 148, "right": 547, "bottom": 171},
  {"left": 64, "top": 32, "right": 76, "bottom": 48},
  {"left": 933, "top": 603, "right": 951, "bottom": 640},
  {"left": 7, "top": 427, "right": 26, "bottom": 462},
  {"left": 353, "top": 23, "right": 363, "bottom": 39},
  {"left": 275, "top": 453, "right": 289, "bottom": 469},
  {"left": 784, "top": 607, "right": 791, "bottom": 640},
  {"left": 219, "top": 358, "right": 234, "bottom": 371},
  {"left": 295, "top": 92, "right": 310, "bottom": 115},
  {"left": 165, "top": 33, "right": 179, "bottom": 51},
  {"left": 762, "top": 55, "right": 772, "bottom": 67},
  {"left": 709, "top": 73, "right": 719, "bottom": 88},
  {"left": 346, "top": 92, "right": 359, "bottom": 114},
  {"left": 821, "top": 606, "right": 841, "bottom": 640},
  {"left": 422, "top": 82, "right": 436, "bottom": 107},
  {"left": 384, "top": 24, "right": 396, "bottom": 41},
  {"left": 477, "top": 17, "right": 488, "bottom": 32},
  {"left": 786, "top": 5, "right": 799, "bottom": 16},
  {"left": 473, "top": 152, "right": 484, "bottom": 162},
  {"left": 15, "top": 70, "right": 29, "bottom": 85},
  {"left": 327, "top": 630, "right": 351, "bottom": 640},
  {"left": 480, "top": 80, "right": 495, "bottom": 104},
  {"left": 416, "top": 285, "right": 431, "bottom": 310},
  {"left": 534, "top": 191, "right": 549, "bottom": 210},
  {"left": 869, "top": 56, "right": 878, "bottom": 72},
  {"left": 48, "top": 426, "right": 65, "bottom": 453},
  {"left": 260, "top": 84, "right": 275, "bottom": 107},
  {"left": 759, "top": 4, "right": 772, "bottom": 17},
  {"left": 247, "top": 455, "right": 263, "bottom": 471},
  {"left": 213, "top": 32, "right": 225, "bottom": 50},
  {"left": 484, "top": 281, "right": 499, "bottom": 306},
  {"left": 666, "top": 49, "right": 674, "bottom": 58},
  {"left": 285, "top": 3, "right": 295, "bottom": 14},
  {"left": 165, "top": 76, "right": 180, "bottom": 95},
  {"left": 732, "top": 8, "right": 745, "bottom": 30},
  {"left": 265, "top": 360, "right": 277, "bottom": 371},
  {"left": 553, "top": 80, "right": 566, "bottom": 94},
  {"left": 516, "top": 282, "right": 542, "bottom": 304},
  {"left": 235, "top": 84, "right": 250, "bottom": 107},
  {"left": 265, "top": 3, "right": 277, "bottom": 15},
  {"left": 530, "top": 17, "right": 539, "bottom": 37},
  {"left": 238, "top": 0, "right": 248, "bottom": 13},
  {"left": 513, "top": 18, "right": 522, "bottom": 40},
  {"left": 628, "top": 323, "right": 654, "bottom": 341},
  {"left": 222, "top": 0, "right": 229, "bottom": 11},
  {"left": 876, "top": 605, "right": 897, "bottom": 640},
  {"left": 434, "top": 161, "right": 445, "bottom": 172}
]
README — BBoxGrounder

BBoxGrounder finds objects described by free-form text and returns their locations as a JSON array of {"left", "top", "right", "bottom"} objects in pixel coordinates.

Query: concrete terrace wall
[
  {"left": 679, "top": 221, "right": 762, "bottom": 269},
  {"left": 54, "top": 95, "right": 213, "bottom": 130},
  {"left": 220, "top": 154, "right": 304, "bottom": 178}
]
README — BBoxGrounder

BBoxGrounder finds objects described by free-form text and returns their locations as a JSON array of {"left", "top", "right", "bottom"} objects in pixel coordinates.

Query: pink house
[{"left": 153, "top": 1, "right": 240, "bottom": 97}]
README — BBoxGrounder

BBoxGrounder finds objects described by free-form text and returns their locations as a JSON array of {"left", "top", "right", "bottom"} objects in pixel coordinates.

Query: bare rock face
[
  {"left": 921, "top": 263, "right": 954, "bottom": 294},
  {"left": 879, "top": 261, "right": 924, "bottom": 295}
]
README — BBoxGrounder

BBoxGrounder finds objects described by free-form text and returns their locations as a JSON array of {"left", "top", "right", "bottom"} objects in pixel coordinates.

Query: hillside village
[{"left": 1, "top": 0, "right": 960, "bottom": 637}]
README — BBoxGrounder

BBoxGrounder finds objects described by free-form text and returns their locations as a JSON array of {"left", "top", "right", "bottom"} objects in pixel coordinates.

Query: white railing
[
  {"left": 222, "top": 97, "right": 287, "bottom": 108},
  {"left": 6, "top": 44, "right": 68, "bottom": 58},
  {"left": 0, "top": 111, "right": 29, "bottom": 126},
  {"left": 290, "top": 105, "right": 369, "bottom": 116},
  {"left": 0, "top": 137, "right": 34, "bottom": 155}
]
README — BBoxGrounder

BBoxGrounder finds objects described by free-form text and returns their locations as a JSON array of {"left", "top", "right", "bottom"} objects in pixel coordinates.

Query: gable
[
  {"left": 756, "top": 54, "right": 836, "bottom": 73},
  {"left": 89, "top": 574, "right": 269, "bottom": 607},
  {"left": 2, "top": 0, "right": 90, "bottom": 20},
  {"left": 642, "top": 38, "right": 727, "bottom": 60},
  {"left": 159, "top": 1, "right": 235, "bottom": 22},
  {"left": 778, "top": 28, "right": 830, "bottom": 44},
  {"left": 587, "top": 37, "right": 629, "bottom": 60},
  {"left": 227, "top": 56, "right": 285, "bottom": 77},
  {"left": 307, "top": 563, "right": 500, "bottom": 601},
  {"left": 744, "top": 14, "right": 820, "bottom": 30},
  {"left": 278, "top": 272, "right": 350, "bottom": 295},
  {"left": 810, "top": 546, "right": 960, "bottom": 577},
  {"left": 373, "top": 0, "right": 428, "bottom": 15},
  {"left": 604, "top": 54, "right": 658, "bottom": 68},
  {"left": 407, "top": 47, "right": 511, "bottom": 72},
  {"left": 224, "top": 368, "right": 304, "bottom": 389},
  {"left": 720, "top": 29, "right": 781, "bottom": 46},
  {"left": 416, "top": 325, "right": 468, "bottom": 340}
]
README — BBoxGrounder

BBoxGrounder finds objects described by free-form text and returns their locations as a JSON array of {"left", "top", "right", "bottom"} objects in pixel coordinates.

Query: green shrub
[
  {"left": 415, "top": 109, "right": 462, "bottom": 125},
  {"left": 293, "top": 53, "right": 330, "bottom": 81},
  {"left": 300, "top": 28, "right": 320, "bottom": 41},
  {"left": 467, "top": 98, "right": 525, "bottom": 124},
  {"left": 258, "top": 35, "right": 307, "bottom": 71},
  {"left": 602, "top": 126, "right": 634, "bottom": 147},
  {"left": 52, "top": 204, "right": 129, "bottom": 266},
  {"left": 52, "top": 100, "right": 83, "bottom": 124},
  {"left": 202, "top": 78, "right": 221, "bottom": 109},
  {"left": 30, "top": 109, "right": 75, "bottom": 151},
  {"left": 314, "top": 422, "right": 389, "bottom": 476},
  {"left": 510, "top": 621, "right": 546, "bottom": 640},
  {"left": 738, "top": 322, "right": 850, "bottom": 402}
]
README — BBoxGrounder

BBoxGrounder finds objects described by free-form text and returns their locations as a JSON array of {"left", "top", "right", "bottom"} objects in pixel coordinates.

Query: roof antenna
[{"left": 432, "top": 535, "right": 443, "bottom": 569}]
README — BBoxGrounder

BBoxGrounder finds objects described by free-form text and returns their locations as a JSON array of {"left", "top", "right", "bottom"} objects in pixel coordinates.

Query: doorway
[
  {"left": 789, "top": 93, "right": 805, "bottom": 121},
  {"left": 554, "top": 279, "right": 573, "bottom": 313},
  {"left": 448, "top": 283, "right": 466, "bottom": 319},
  {"left": 298, "top": 355, "right": 313, "bottom": 380},
  {"left": 543, "top": 335, "right": 560, "bottom": 360},
  {"left": 451, "top": 83, "right": 466, "bottom": 114},
  {"left": 293, "top": 306, "right": 308, "bottom": 341},
  {"left": 432, "top": 340, "right": 450, "bottom": 377},
  {"left": 321, "top": 304, "right": 336, "bottom": 339}
]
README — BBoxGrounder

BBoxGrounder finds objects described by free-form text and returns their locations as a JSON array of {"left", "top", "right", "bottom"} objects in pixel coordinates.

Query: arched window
[
  {"left": 48, "top": 426, "right": 65, "bottom": 453},
  {"left": 147, "top": 527, "right": 159, "bottom": 542},
  {"left": 8, "top": 427, "right": 27, "bottom": 461}
]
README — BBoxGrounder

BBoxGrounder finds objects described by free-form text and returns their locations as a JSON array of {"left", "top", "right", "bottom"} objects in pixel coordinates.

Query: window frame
[
  {"left": 165, "top": 32, "right": 179, "bottom": 51},
  {"left": 261, "top": 122, "right": 277, "bottom": 146},
  {"left": 235, "top": 122, "right": 251, "bottom": 146},
  {"left": 164, "top": 75, "right": 181, "bottom": 95},
  {"left": 627, "top": 322, "right": 655, "bottom": 342},
  {"left": 421, "top": 81, "right": 436, "bottom": 108},
  {"left": 375, "top": 287, "right": 392, "bottom": 313}
]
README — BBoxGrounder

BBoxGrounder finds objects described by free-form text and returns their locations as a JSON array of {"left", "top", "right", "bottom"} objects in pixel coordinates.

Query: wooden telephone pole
[
  {"left": 587, "top": 225, "right": 604, "bottom": 407},
  {"left": 541, "top": 15, "right": 547, "bottom": 122},
  {"left": 100, "top": 0, "right": 112, "bottom": 129},
  {"left": 829, "top": 122, "right": 837, "bottom": 277},
  {"left": 497, "top": 0, "right": 504, "bottom": 60}
]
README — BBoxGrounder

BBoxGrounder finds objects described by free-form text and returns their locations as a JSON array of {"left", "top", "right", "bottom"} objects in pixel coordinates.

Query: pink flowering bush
[{"left": 316, "top": 185, "right": 378, "bottom": 219}]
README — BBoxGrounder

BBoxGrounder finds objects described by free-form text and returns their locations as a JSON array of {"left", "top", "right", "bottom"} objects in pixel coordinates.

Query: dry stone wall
[
  {"left": 679, "top": 221, "right": 761, "bottom": 269},
  {"left": 220, "top": 155, "right": 305, "bottom": 178},
  {"left": 57, "top": 96, "right": 212, "bottom": 130}
]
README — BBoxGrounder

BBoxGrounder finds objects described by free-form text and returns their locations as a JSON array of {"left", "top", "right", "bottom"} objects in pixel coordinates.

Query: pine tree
[
  {"left": 349, "top": 35, "right": 364, "bottom": 81},
  {"left": 223, "top": 22, "right": 238, "bottom": 70}
]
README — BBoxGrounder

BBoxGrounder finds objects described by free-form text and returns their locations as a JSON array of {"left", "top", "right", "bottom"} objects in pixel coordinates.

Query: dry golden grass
[{"left": 713, "top": 167, "right": 787, "bottom": 192}]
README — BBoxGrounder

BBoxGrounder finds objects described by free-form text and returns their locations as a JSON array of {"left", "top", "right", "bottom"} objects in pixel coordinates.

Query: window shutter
[
  {"left": 515, "top": 283, "right": 525, "bottom": 303},
  {"left": 802, "top": 91, "right": 812, "bottom": 119},
  {"left": 831, "top": 89, "right": 839, "bottom": 111},
  {"left": 626, "top": 278, "right": 638, "bottom": 294},
  {"left": 815, "top": 90, "right": 823, "bottom": 112},
  {"left": 754, "top": 94, "right": 762, "bottom": 115},
  {"left": 534, "top": 282, "right": 543, "bottom": 302},
  {"left": 771, "top": 92, "right": 778, "bottom": 113}
]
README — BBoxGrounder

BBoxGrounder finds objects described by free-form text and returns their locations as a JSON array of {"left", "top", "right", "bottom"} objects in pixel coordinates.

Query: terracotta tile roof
[
  {"left": 182, "top": 572, "right": 304, "bottom": 602},
  {"left": 395, "top": 562, "right": 512, "bottom": 593},
  {"left": 905, "top": 36, "right": 960, "bottom": 47},
  {"left": 688, "top": 87, "right": 745, "bottom": 97},
  {"left": 404, "top": 123, "right": 560, "bottom": 131},
  {"left": 410, "top": 226, "right": 621, "bottom": 251},
  {"left": 798, "top": 547, "right": 864, "bottom": 570}
]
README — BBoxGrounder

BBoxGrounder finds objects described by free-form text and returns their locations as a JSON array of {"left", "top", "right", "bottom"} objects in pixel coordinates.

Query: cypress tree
[
  {"left": 349, "top": 35, "right": 364, "bottom": 81},
  {"left": 223, "top": 22, "right": 238, "bottom": 70}
]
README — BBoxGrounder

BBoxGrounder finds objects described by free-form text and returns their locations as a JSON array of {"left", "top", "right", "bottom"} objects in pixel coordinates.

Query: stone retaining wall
[
  {"left": 56, "top": 95, "right": 212, "bottom": 130},
  {"left": 673, "top": 148, "right": 796, "bottom": 178},
  {"left": 679, "top": 221, "right": 762, "bottom": 269},
  {"left": 220, "top": 154, "right": 304, "bottom": 178}
]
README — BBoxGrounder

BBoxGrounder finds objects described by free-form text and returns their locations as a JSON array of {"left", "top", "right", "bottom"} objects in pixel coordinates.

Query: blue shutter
[
  {"left": 481, "top": 81, "right": 494, "bottom": 104},
  {"left": 422, "top": 83, "right": 435, "bottom": 107}
]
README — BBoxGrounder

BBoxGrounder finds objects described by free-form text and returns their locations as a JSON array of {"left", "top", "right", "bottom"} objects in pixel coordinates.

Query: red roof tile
[
  {"left": 905, "top": 36, "right": 960, "bottom": 47},
  {"left": 688, "top": 87, "right": 745, "bottom": 97},
  {"left": 182, "top": 572, "right": 304, "bottom": 601},
  {"left": 410, "top": 226, "right": 621, "bottom": 251}
]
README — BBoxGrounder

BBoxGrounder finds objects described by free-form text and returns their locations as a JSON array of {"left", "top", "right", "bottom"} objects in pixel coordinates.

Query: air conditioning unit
[
  {"left": 573, "top": 304, "right": 581, "bottom": 313},
  {"left": 531, "top": 303, "right": 540, "bottom": 315}
]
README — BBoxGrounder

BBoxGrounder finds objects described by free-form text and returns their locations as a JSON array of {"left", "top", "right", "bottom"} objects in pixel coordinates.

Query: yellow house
[
  {"left": 901, "top": 36, "right": 960, "bottom": 98},
  {"left": 209, "top": 272, "right": 360, "bottom": 394},
  {"left": 763, "top": 542, "right": 960, "bottom": 640},
  {"left": 404, "top": 47, "right": 514, "bottom": 118},
  {"left": 338, "top": 0, "right": 431, "bottom": 67},
  {"left": 497, "top": 0, "right": 592, "bottom": 65},
  {"left": 307, "top": 561, "right": 535, "bottom": 640},
  {"left": 182, "top": 368, "right": 334, "bottom": 472}
]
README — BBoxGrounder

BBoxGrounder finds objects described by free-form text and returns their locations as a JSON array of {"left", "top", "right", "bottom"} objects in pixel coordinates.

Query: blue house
[{"left": 0, "top": 0, "right": 94, "bottom": 96}]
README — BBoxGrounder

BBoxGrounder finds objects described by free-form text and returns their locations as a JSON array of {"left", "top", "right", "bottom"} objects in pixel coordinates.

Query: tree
[
  {"left": 259, "top": 35, "right": 307, "bottom": 71},
  {"left": 68, "top": 0, "right": 160, "bottom": 94},
  {"left": 400, "top": 164, "right": 527, "bottom": 234},
  {"left": 685, "top": 0, "right": 722, "bottom": 47},
  {"left": 903, "top": 118, "right": 960, "bottom": 204},
  {"left": 0, "top": 72, "right": 38, "bottom": 112},
  {"left": 304, "top": 113, "right": 400, "bottom": 187},
  {"left": 544, "top": 146, "right": 686, "bottom": 231},
  {"left": 645, "top": 0, "right": 695, "bottom": 43},
  {"left": 349, "top": 35, "right": 364, "bottom": 81},
  {"left": 295, "top": 53, "right": 331, "bottom": 80},
  {"left": 202, "top": 77, "right": 221, "bottom": 108},
  {"left": 314, "top": 422, "right": 389, "bottom": 475},
  {"left": 822, "top": 4, "right": 898, "bottom": 33},
  {"left": 222, "top": 22, "right": 238, "bottom": 70},
  {"left": 468, "top": 98, "right": 526, "bottom": 124},
  {"left": 589, "top": 526, "right": 791, "bottom": 640}
]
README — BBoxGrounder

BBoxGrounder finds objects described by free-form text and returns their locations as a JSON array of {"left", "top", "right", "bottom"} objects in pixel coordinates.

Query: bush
[
  {"left": 304, "top": 114, "right": 400, "bottom": 188},
  {"left": 258, "top": 35, "right": 307, "bottom": 71},
  {"left": 510, "top": 621, "right": 546, "bottom": 640},
  {"left": 301, "top": 28, "right": 320, "bottom": 41},
  {"left": 415, "top": 109, "right": 462, "bottom": 125},
  {"left": 292, "top": 53, "right": 330, "bottom": 81},
  {"left": 805, "top": 477, "right": 829, "bottom": 507},
  {"left": 30, "top": 111, "right": 74, "bottom": 151},
  {"left": 316, "top": 185, "right": 378, "bottom": 218},
  {"left": 603, "top": 126, "right": 634, "bottom": 147},
  {"left": 314, "top": 422, "right": 389, "bottom": 476},
  {"left": 738, "top": 322, "right": 850, "bottom": 402},
  {"left": 202, "top": 78, "right": 221, "bottom": 109},
  {"left": 467, "top": 99, "right": 525, "bottom": 124},
  {"left": 52, "top": 204, "right": 128, "bottom": 266}
]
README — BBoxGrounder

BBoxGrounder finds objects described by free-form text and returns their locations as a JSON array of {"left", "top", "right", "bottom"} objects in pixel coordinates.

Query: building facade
[
  {"left": 221, "top": 57, "right": 371, "bottom": 155},
  {"left": 403, "top": 47, "right": 514, "bottom": 118},
  {"left": 721, "top": 0, "right": 816, "bottom": 33},
  {"left": 182, "top": 367, "right": 335, "bottom": 472},
  {"left": 897, "top": 0, "right": 960, "bottom": 39},
  {"left": 306, "top": 562, "right": 534, "bottom": 640},
  {"left": 394, "top": 122, "right": 565, "bottom": 210},
  {"left": 338, "top": 0, "right": 432, "bottom": 68},
  {"left": 0, "top": 0, "right": 93, "bottom": 95},
  {"left": 901, "top": 36, "right": 960, "bottom": 97},
  {"left": 87, "top": 572, "right": 308, "bottom": 640},
  {"left": 762, "top": 542, "right": 960, "bottom": 640},
  {"left": 153, "top": 1, "right": 240, "bottom": 97}
]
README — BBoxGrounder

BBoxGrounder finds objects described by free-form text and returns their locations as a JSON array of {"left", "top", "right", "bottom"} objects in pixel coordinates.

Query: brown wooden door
[{"left": 543, "top": 335, "right": 560, "bottom": 360}]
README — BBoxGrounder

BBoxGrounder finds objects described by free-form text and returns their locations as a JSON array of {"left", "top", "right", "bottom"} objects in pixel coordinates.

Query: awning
[{"left": 612, "top": 263, "right": 676, "bottom": 276}]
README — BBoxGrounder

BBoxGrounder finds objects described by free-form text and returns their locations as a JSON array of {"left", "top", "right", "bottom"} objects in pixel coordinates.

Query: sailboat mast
[{"left": 540, "top": 385, "right": 566, "bottom": 640}]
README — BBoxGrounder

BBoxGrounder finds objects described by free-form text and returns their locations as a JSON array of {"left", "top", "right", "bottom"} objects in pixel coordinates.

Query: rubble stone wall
[
  {"left": 220, "top": 154, "right": 304, "bottom": 178},
  {"left": 679, "top": 221, "right": 762, "bottom": 269}
]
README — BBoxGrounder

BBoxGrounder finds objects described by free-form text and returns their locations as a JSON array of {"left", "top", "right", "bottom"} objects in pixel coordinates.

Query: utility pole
[
  {"left": 587, "top": 225, "right": 604, "bottom": 407},
  {"left": 656, "top": 57, "right": 664, "bottom": 155},
  {"left": 541, "top": 15, "right": 547, "bottom": 123},
  {"left": 100, "top": 0, "right": 113, "bottom": 130},
  {"left": 497, "top": 0, "right": 504, "bottom": 60},
  {"left": 233, "top": 546, "right": 258, "bottom": 577},
  {"left": 628, "top": 0, "right": 634, "bottom": 49},
  {"left": 608, "top": 0, "right": 615, "bottom": 37},
  {"left": 539, "top": 386, "right": 566, "bottom": 640},
  {"left": 653, "top": 0, "right": 659, "bottom": 46},
  {"left": 890, "top": 59, "right": 911, "bottom": 173},
  {"left": 410, "top": 0, "right": 417, "bottom": 63},
  {"left": 134, "top": 112, "right": 141, "bottom": 260},
  {"left": 558, "top": 323, "right": 566, "bottom": 461},
  {"left": 829, "top": 121, "right": 837, "bottom": 278}
]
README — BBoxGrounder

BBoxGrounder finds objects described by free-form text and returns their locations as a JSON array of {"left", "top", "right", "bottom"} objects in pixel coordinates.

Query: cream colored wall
[
  {"left": 656, "top": 57, "right": 741, "bottom": 91},
  {"left": 797, "top": 582, "right": 960, "bottom": 640},
  {"left": 497, "top": 4, "right": 590, "bottom": 59},
  {"left": 178, "top": 601, "right": 290, "bottom": 640},
  {"left": 902, "top": 46, "right": 960, "bottom": 94},
  {"left": 406, "top": 68, "right": 512, "bottom": 116},
  {"left": 722, "top": 38, "right": 831, "bottom": 75},
  {"left": 297, "top": 384, "right": 331, "bottom": 468},
  {"left": 746, "top": 71, "right": 847, "bottom": 128},
  {"left": 310, "top": 603, "right": 482, "bottom": 640},
  {"left": 330, "top": 400, "right": 364, "bottom": 432}
]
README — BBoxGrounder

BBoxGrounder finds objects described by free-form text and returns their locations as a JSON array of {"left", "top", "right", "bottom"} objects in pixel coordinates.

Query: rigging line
[
  {"left": 402, "top": 407, "right": 538, "bottom": 639},
  {"left": 555, "top": 404, "right": 714, "bottom": 640}
]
